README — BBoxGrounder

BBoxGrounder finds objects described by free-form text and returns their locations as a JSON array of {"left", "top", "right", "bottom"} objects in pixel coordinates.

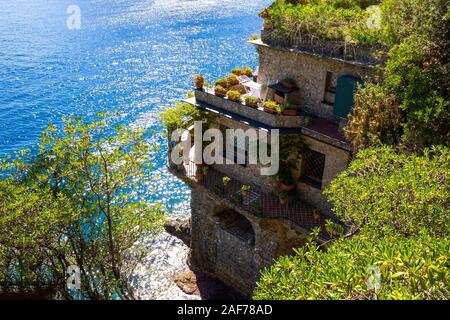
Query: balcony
[
  {"left": 194, "top": 89, "right": 309, "bottom": 129},
  {"left": 170, "top": 160, "right": 331, "bottom": 240}
]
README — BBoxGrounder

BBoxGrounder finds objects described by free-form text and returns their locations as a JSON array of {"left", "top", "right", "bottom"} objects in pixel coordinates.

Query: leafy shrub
[
  {"left": 325, "top": 146, "right": 450, "bottom": 238},
  {"left": 193, "top": 74, "right": 204, "bottom": 89},
  {"left": 215, "top": 77, "right": 229, "bottom": 88},
  {"left": 231, "top": 67, "right": 243, "bottom": 76},
  {"left": 227, "top": 74, "right": 239, "bottom": 86},
  {"left": 243, "top": 66, "right": 253, "bottom": 77},
  {"left": 245, "top": 95, "right": 259, "bottom": 106},
  {"left": 214, "top": 85, "right": 227, "bottom": 97},
  {"left": 255, "top": 234, "right": 450, "bottom": 300},
  {"left": 227, "top": 90, "right": 242, "bottom": 102}
]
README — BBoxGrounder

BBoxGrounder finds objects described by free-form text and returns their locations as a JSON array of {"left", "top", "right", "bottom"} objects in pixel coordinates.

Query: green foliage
[
  {"left": 226, "top": 90, "right": 242, "bottom": 102},
  {"left": 255, "top": 234, "right": 449, "bottom": 300},
  {"left": 254, "top": 146, "right": 450, "bottom": 300},
  {"left": 215, "top": 77, "right": 229, "bottom": 88},
  {"left": 245, "top": 95, "right": 259, "bottom": 106},
  {"left": 325, "top": 146, "right": 450, "bottom": 238},
  {"left": 264, "top": 0, "right": 382, "bottom": 46},
  {"left": 0, "top": 114, "right": 165, "bottom": 299},
  {"left": 193, "top": 74, "right": 204, "bottom": 89},
  {"left": 242, "top": 66, "right": 253, "bottom": 77},
  {"left": 231, "top": 67, "right": 243, "bottom": 76},
  {"left": 160, "top": 102, "right": 204, "bottom": 133},
  {"left": 214, "top": 85, "right": 228, "bottom": 97},
  {"left": 345, "top": 0, "right": 450, "bottom": 149},
  {"left": 263, "top": 100, "right": 280, "bottom": 111}
]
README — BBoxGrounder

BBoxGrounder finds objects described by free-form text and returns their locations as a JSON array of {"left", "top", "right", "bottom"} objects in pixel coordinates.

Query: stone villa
[{"left": 168, "top": 24, "right": 375, "bottom": 296}]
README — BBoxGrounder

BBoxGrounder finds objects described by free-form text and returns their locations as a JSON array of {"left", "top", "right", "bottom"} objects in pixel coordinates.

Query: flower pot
[
  {"left": 246, "top": 102, "right": 258, "bottom": 109},
  {"left": 264, "top": 107, "right": 276, "bottom": 114},
  {"left": 282, "top": 109, "right": 297, "bottom": 116},
  {"left": 281, "top": 81, "right": 296, "bottom": 89},
  {"left": 274, "top": 93, "right": 285, "bottom": 105},
  {"left": 281, "top": 183, "right": 295, "bottom": 192},
  {"left": 313, "top": 211, "right": 321, "bottom": 221},
  {"left": 196, "top": 173, "right": 205, "bottom": 182},
  {"left": 242, "top": 191, "right": 249, "bottom": 197},
  {"left": 280, "top": 198, "right": 289, "bottom": 206}
]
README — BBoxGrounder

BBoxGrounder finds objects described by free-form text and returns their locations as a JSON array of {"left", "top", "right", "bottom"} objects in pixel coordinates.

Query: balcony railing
[{"left": 172, "top": 160, "right": 330, "bottom": 239}]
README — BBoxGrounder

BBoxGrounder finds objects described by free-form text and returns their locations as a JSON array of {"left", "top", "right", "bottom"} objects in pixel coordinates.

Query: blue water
[{"left": 0, "top": 0, "right": 269, "bottom": 211}]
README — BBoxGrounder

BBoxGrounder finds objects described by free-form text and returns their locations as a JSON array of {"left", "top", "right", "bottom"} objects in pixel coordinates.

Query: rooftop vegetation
[{"left": 262, "top": 0, "right": 421, "bottom": 47}]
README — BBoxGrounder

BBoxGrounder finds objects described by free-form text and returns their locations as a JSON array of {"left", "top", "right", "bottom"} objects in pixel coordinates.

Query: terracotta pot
[
  {"left": 223, "top": 181, "right": 229, "bottom": 187},
  {"left": 281, "top": 81, "right": 296, "bottom": 89},
  {"left": 281, "top": 183, "right": 295, "bottom": 192},
  {"left": 264, "top": 107, "right": 276, "bottom": 114},
  {"left": 314, "top": 211, "right": 321, "bottom": 221},
  {"left": 280, "top": 198, "right": 288, "bottom": 206},
  {"left": 274, "top": 93, "right": 285, "bottom": 105},
  {"left": 196, "top": 173, "right": 204, "bottom": 182},
  {"left": 246, "top": 102, "right": 258, "bottom": 109},
  {"left": 242, "top": 191, "right": 249, "bottom": 197},
  {"left": 282, "top": 109, "right": 297, "bottom": 116}
]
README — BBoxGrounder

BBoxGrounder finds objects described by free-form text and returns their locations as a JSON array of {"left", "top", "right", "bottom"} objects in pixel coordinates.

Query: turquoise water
[{"left": 0, "top": 0, "right": 269, "bottom": 211}]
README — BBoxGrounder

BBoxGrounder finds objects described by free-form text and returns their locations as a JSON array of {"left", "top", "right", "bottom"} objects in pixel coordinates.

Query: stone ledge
[
  {"left": 194, "top": 89, "right": 309, "bottom": 129},
  {"left": 255, "top": 29, "right": 384, "bottom": 67}
]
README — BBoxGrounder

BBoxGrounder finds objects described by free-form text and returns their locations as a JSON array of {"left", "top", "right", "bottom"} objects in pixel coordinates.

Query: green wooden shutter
[{"left": 334, "top": 76, "right": 362, "bottom": 118}]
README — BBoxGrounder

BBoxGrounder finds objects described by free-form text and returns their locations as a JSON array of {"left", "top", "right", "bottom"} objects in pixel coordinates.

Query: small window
[
  {"left": 302, "top": 149, "right": 326, "bottom": 189},
  {"left": 325, "top": 72, "right": 337, "bottom": 93}
]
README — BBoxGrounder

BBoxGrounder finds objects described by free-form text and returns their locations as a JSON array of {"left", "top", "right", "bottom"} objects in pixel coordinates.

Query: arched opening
[{"left": 214, "top": 208, "right": 255, "bottom": 246}]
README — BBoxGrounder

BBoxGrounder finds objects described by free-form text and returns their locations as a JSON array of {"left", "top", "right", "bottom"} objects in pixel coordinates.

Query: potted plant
[
  {"left": 214, "top": 85, "right": 227, "bottom": 97},
  {"left": 196, "top": 167, "right": 205, "bottom": 182},
  {"left": 281, "top": 103, "right": 297, "bottom": 116},
  {"left": 203, "top": 165, "right": 209, "bottom": 176},
  {"left": 231, "top": 67, "right": 243, "bottom": 76},
  {"left": 280, "top": 175, "right": 295, "bottom": 192},
  {"left": 250, "top": 201, "right": 262, "bottom": 215},
  {"left": 245, "top": 95, "right": 259, "bottom": 108},
  {"left": 263, "top": 100, "right": 280, "bottom": 114},
  {"left": 278, "top": 192, "right": 289, "bottom": 205},
  {"left": 232, "top": 193, "right": 243, "bottom": 205},
  {"left": 194, "top": 74, "right": 204, "bottom": 90},
  {"left": 227, "top": 74, "right": 240, "bottom": 86},
  {"left": 241, "top": 185, "right": 250, "bottom": 197},
  {"left": 215, "top": 77, "right": 228, "bottom": 88},
  {"left": 313, "top": 209, "right": 321, "bottom": 221},
  {"left": 273, "top": 91, "right": 285, "bottom": 104},
  {"left": 223, "top": 176, "right": 231, "bottom": 187},
  {"left": 281, "top": 77, "right": 297, "bottom": 89},
  {"left": 242, "top": 66, "right": 253, "bottom": 77},
  {"left": 227, "top": 90, "right": 242, "bottom": 103}
]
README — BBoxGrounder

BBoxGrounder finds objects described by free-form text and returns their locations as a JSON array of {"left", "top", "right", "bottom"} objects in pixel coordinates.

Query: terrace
[{"left": 169, "top": 159, "right": 332, "bottom": 241}]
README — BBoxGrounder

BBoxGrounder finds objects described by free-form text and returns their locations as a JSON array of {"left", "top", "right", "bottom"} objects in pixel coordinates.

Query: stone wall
[
  {"left": 190, "top": 185, "right": 309, "bottom": 296},
  {"left": 257, "top": 45, "right": 374, "bottom": 121},
  {"left": 298, "top": 135, "right": 351, "bottom": 213},
  {"left": 195, "top": 89, "right": 309, "bottom": 128}
]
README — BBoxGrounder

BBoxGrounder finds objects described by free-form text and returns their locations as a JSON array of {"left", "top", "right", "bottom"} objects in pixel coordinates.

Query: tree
[
  {"left": 254, "top": 146, "right": 450, "bottom": 300},
  {"left": 0, "top": 113, "right": 165, "bottom": 299},
  {"left": 346, "top": 0, "right": 450, "bottom": 150}
]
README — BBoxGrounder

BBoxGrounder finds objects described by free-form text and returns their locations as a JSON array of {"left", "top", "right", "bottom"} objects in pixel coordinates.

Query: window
[{"left": 302, "top": 149, "right": 326, "bottom": 189}]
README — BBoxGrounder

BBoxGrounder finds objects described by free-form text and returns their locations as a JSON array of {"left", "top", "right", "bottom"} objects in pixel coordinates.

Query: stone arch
[{"left": 213, "top": 207, "right": 255, "bottom": 246}]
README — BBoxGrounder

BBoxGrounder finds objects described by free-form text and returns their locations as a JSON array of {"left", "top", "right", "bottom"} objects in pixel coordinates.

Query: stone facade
[
  {"left": 190, "top": 185, "right": 309, "bottom": 296},
  {"left": 298, "top": 135, "right": 351, "bottom": 213},
  {"left": 257, "top": 44, "right": 374, "bottom": 122},
  {"left": 195, "top": 89, "right": 309, "bottom": 128},
  {"left": 171, "top": 38, "right": 376, "bottom": 297}
]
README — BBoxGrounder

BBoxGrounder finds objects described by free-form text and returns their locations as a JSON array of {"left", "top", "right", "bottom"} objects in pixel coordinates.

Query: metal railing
[{"left": 175, "top": 161, "right": 328, "bottom": 237}]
